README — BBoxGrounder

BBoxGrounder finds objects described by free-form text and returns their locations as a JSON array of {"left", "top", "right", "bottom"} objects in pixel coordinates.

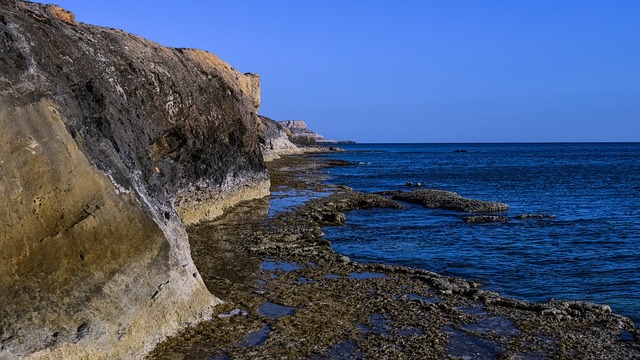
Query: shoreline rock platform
[
  {"left": 149, "top": 154, "right": 640, "bottom": 359},
  {"left": 388, "top": 189, "right": 509, "bottom": 213}
]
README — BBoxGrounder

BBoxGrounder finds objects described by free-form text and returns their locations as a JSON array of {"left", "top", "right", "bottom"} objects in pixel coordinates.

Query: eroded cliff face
[
  {"left": 279, "top": 120, "right": 326, "bottom": 144},
  {"left": 0, "top": 1, "right": 269, "bottom": 358},
  {"left": 257, "top": 116, "right": 301, "bottom": 161}
]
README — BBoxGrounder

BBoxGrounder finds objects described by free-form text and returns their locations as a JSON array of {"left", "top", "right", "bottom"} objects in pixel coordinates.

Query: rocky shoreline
[{"left": 149, "top": 154, "right": 639, "bottom": 359}]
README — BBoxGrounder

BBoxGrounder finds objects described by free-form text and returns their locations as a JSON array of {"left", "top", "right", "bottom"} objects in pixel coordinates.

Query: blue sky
[{"left": 35, "top": 1, "right": 640, "bottom": 142}]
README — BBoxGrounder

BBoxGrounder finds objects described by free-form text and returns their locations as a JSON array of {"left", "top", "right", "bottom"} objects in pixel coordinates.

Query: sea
[{"left": 314, "top": 143, "right": 640, "bottom": 324}]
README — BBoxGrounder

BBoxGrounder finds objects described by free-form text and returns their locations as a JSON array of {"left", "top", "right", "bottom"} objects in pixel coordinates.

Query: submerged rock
[
  {"left": 515, "top": 213, "right": 557, "bottom": 220},
  {"left": 463, "top": 215, "right": 509, "bottom": 223},
  {"left": 390, "top": 189, "right": 509, "bottom": 213},
  {"left": 0, "top": 1, "right": 269, "bottom": 358}
]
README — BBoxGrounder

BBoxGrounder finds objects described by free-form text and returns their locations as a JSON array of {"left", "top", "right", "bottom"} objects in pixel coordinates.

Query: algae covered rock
[{"left": 390, "top": 189, "right": 509, "bottom": 213}]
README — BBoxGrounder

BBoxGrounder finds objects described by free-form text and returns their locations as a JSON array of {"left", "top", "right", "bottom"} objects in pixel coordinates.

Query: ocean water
[{"left": 319, "top": 143, "right": 640, "bottom": 324}]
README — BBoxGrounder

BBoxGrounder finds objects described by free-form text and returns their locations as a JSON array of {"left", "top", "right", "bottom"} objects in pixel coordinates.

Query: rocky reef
[
  {"left": 149, "top": 155, "right": 640, "bottom": 359},
  {"left": 0, "top": 1, "right": 269, "bottom": 358},
  {"left": 389, "top": 189, "right": 509, "bottom": 213}
]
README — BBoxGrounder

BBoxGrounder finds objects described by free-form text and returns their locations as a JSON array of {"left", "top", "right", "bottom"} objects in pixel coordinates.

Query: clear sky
[{"left": 33, "top": 1, "right": 640, "bottom": 143}]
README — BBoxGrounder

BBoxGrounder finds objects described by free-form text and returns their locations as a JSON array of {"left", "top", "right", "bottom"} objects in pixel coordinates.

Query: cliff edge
[
  {"left": 257, "top": 116, "right": 300, "bottom": 161},
  {"left": 279, "top": 120, "right": 326, "bottom": 144},
  {"left": 0, "top": 1, "right": 268, "bottom": 358},
  {"left": 278, "top": 120, "right": 354, "bottom": 145}
]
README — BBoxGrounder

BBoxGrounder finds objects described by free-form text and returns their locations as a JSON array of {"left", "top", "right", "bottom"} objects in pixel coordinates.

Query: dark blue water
[{"left": 320, "top": 143, "right": 640, "bottom": 324}]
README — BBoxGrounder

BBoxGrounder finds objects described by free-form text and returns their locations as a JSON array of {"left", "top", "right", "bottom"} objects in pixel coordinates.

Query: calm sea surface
[{"left": 318, "top": 143, "right": 640, "bottom": 324}]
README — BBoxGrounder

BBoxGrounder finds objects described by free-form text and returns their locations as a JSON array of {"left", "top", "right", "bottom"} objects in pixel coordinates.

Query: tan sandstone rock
[{"left": 0, "top": 2, "right": 269, "bottom": 358}]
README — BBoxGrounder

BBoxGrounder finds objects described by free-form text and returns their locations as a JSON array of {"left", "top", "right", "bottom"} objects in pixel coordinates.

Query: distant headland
[
  {"left": 279, "top": 120, "right": 356, "bottom": 145},
  {"left": 257, "top": 116, "right": 353, "bottom": 161}
]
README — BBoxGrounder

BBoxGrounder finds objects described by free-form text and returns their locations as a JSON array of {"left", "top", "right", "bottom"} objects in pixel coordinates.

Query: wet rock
[
  {"left": 332, "top": 191, "right": 406, "bottom": 211},
  {"left": 390, "top": 189, "right": 509, "bottom": 212},
  {"left": 547, "top": 300, "right": 613, "bottom": 317},
  {"left": 319, "top": 212, "right": 346, "bottom": 225},
  {"left": 463, "top": 215, "right": 509, "bottom": 223},
  {"left": 323, "top": 159, "right": 356, "bottom": 167},
  {"left": 317, "top": 239, "right": 331, "bottom": 247}
]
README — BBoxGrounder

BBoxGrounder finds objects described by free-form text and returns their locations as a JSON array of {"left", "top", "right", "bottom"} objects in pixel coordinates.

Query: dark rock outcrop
[
  {"left": 389, "top": 189, "right": 509, "bottom": 213},
  {"left": 1, "top": 1, "right": 269, "bottom": 358},
  {"left": 463, "top": 215, "right": 509, "bottom": 223},
  {"left": 307, "top": 190, "right": 405, "bottom": 226}
]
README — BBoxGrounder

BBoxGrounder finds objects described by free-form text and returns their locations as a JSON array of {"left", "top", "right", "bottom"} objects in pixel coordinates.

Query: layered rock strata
[
  {"left": 257, "top": 116, "right": 301, "bottom": 161},
  {"left": 0, "top": 1, "right": 268, "bottom": 358},
  {"left": 257, "top": 116, "right": 348, "bottom": 161},
  {"left": 279, "top": 120, "right": 326, "bottom": 144},
  {"left": 279, "top": 119, "right": 354, "bottom": 144}
]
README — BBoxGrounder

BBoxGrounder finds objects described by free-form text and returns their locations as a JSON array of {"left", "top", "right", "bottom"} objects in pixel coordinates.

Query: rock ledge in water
[
  {"left": 463, "top": 215, "right": 509, "bottom": 223},
  {"left": 390, "top": 189, "right": 509, "bottom": 213}
]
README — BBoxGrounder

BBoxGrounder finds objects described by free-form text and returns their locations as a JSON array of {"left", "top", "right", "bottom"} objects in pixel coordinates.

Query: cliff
[
  {"left": 257, "top": 116, "right": 301, "bottom": 161},
  {"left": 0, "top": 1, "right": 269, "bottom": 358},
  {"left": 279, "top": 120, "right": 326, "bottom": 144},
  {"left": 279, "top": 120, "right": 354, "bottom": 145}
]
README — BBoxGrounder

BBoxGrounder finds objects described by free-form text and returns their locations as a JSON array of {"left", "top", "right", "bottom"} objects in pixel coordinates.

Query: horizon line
[{"left": 332, "top": 141, "right": 640, "bottom": 145}]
